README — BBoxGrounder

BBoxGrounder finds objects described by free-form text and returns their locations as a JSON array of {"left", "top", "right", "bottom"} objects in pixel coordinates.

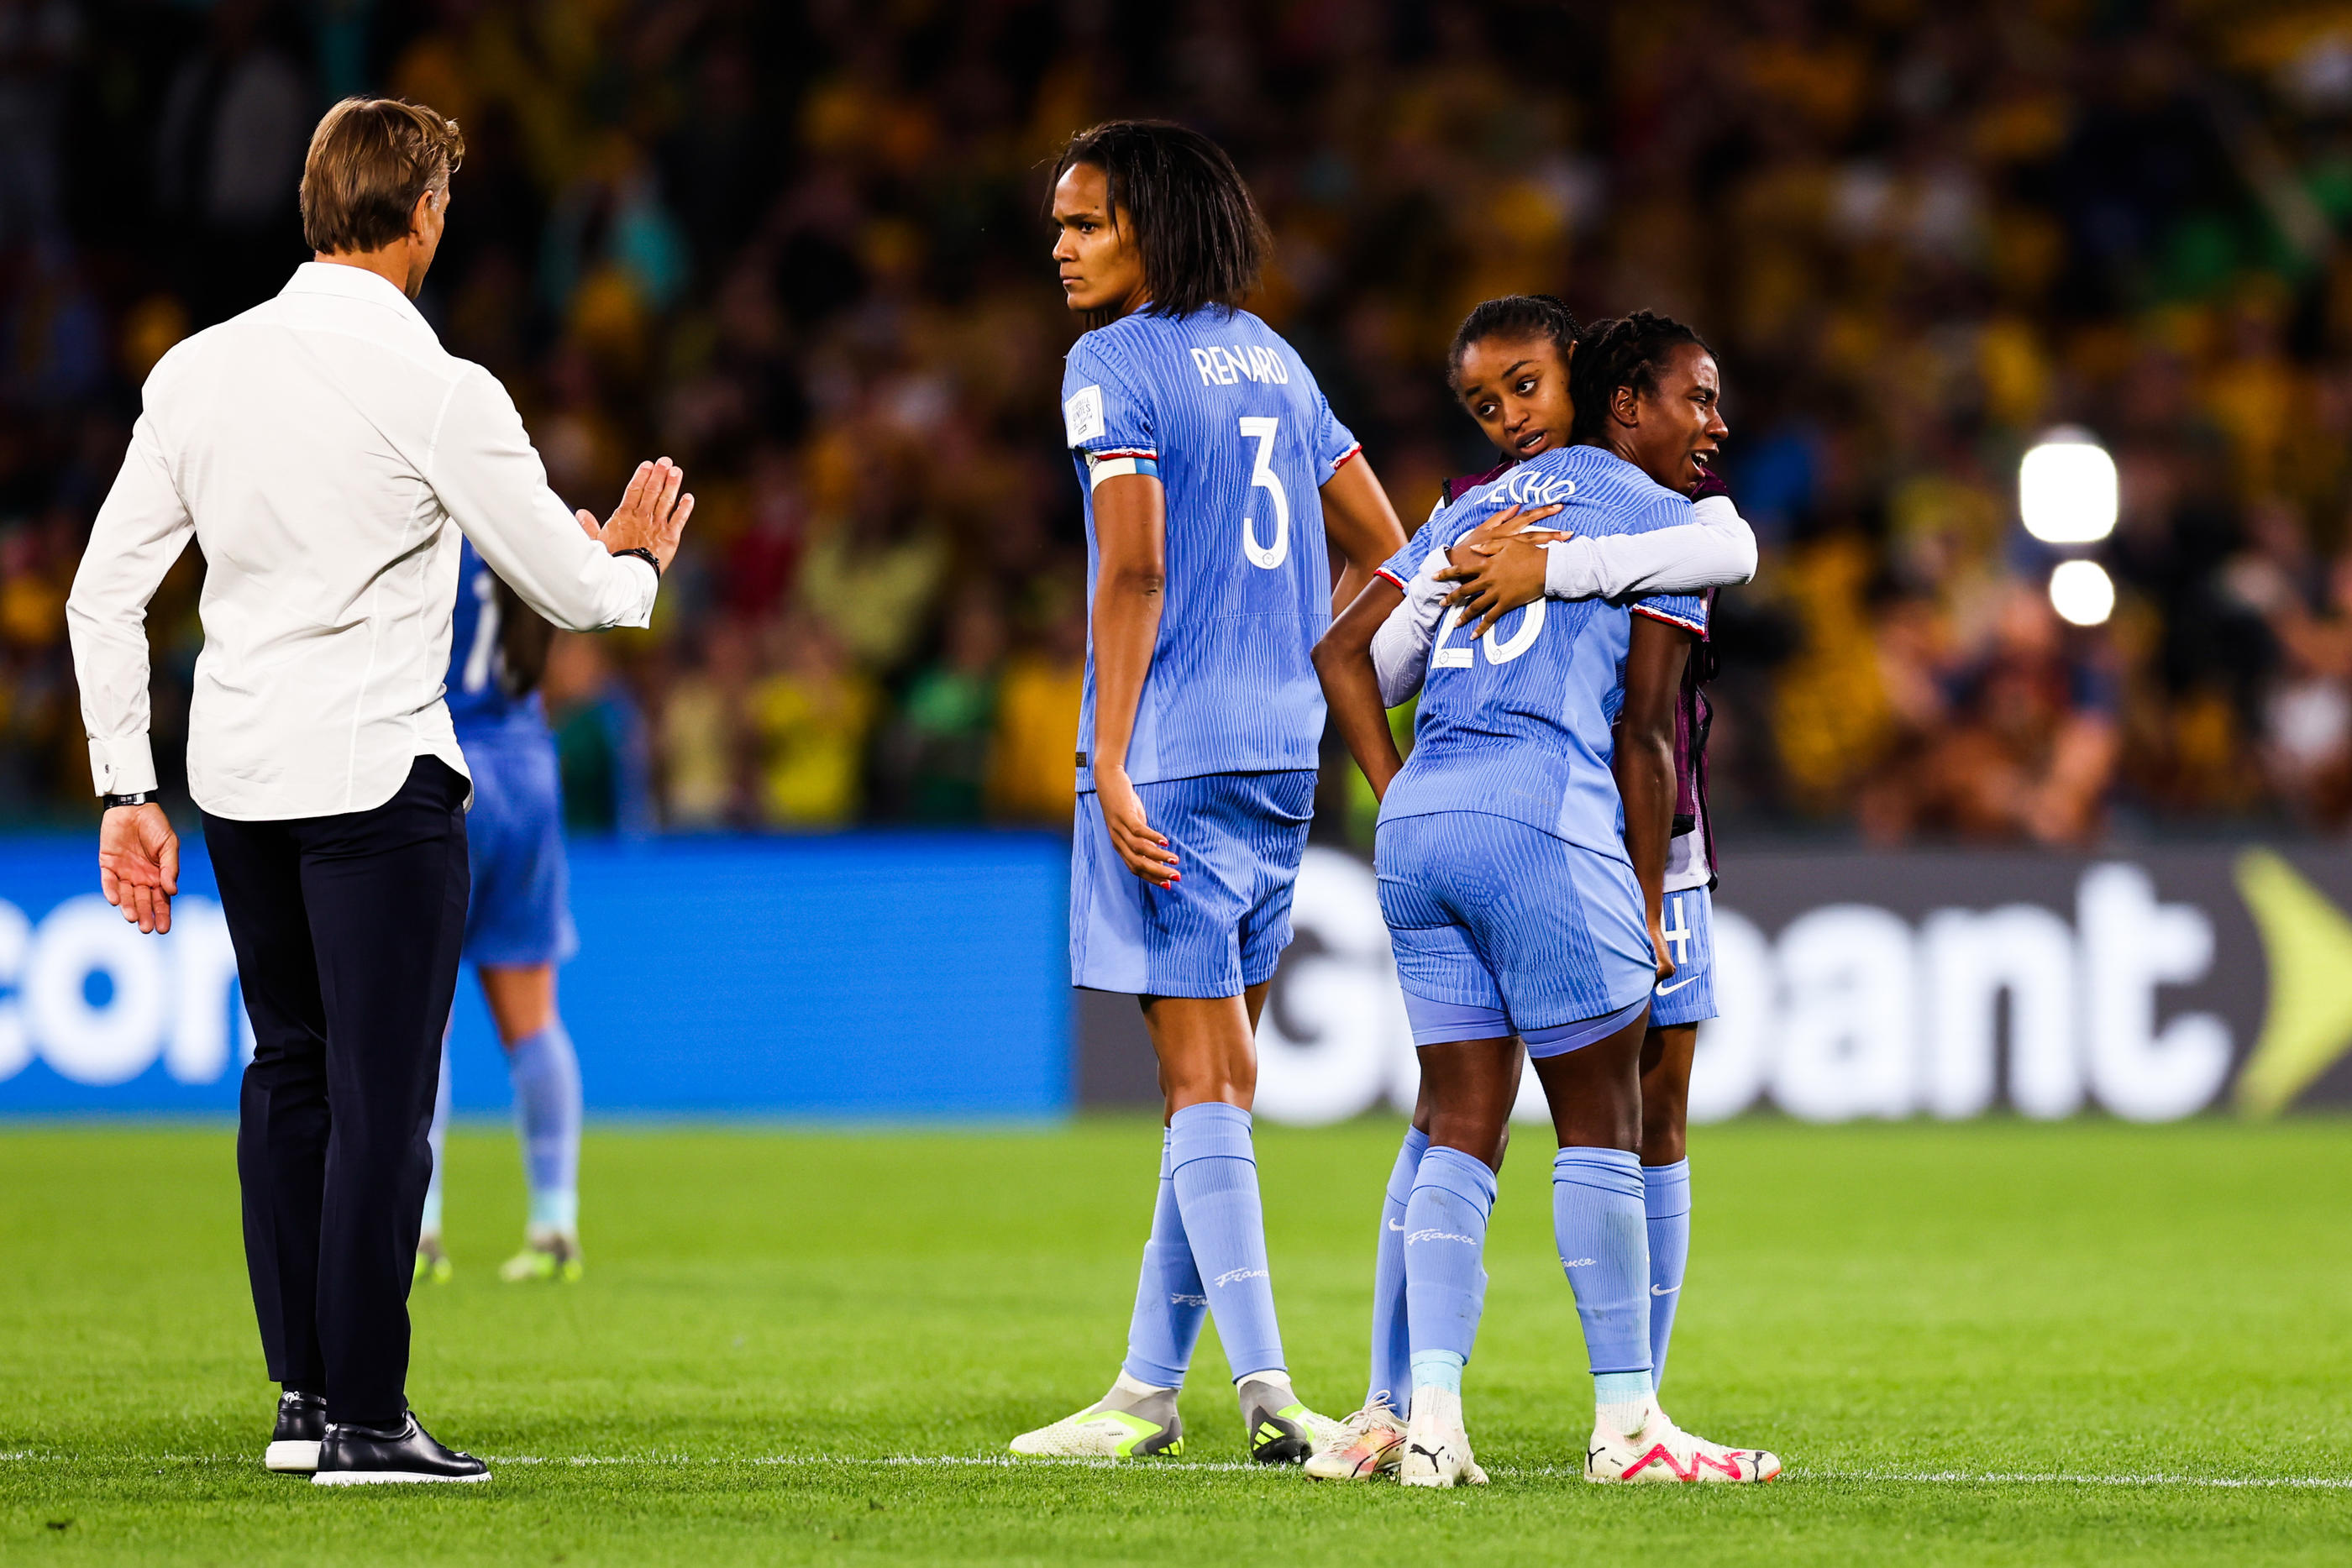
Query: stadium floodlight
[
  {"left": 2049, "top": 559, "right": 2115, "bottom": 627},
  {"left": 2019, "top": 427, "right": 2118, "bottom": 544}
]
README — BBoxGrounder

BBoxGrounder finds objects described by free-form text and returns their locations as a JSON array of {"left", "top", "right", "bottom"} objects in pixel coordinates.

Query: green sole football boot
[
  {"left": 1010, "top": 1373, "right": 1184, "bottom": 1459},
  {"left": 498, "top": 1234, "right": 583, "bottom": 1283}
]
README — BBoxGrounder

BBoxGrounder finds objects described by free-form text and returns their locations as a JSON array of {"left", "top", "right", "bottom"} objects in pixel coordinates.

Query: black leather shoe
[
  {"left": 264, "top": 1389, "right": 327, "bottom": 1473},
  {"left": 311, "top": 1411, "right": 490, "bottom": 1486}
]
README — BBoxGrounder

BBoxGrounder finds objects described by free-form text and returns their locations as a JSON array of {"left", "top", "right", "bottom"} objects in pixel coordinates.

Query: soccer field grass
[{"left": 3, "top": 1119, "right": 2349, "bottom": 1564}]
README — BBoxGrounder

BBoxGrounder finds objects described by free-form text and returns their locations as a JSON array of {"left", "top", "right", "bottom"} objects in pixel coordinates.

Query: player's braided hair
[
  {"left": 1567, "top": 311, "right": 1713, "bottom": 444},
  {"left": 1445, "top": 294, "right": 1581, "bottom": 389},
  {"left": 1052, "top": 120, "right": 1270, "bottom": 322}
]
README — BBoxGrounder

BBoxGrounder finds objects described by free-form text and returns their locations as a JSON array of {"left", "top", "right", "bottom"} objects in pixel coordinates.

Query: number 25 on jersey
[{"left": 1431, "top": 597, "right": 1545, "bottom": 669}]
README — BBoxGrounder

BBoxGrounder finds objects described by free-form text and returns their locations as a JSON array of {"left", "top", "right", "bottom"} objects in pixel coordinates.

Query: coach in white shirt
[{"left": 65, "top": 98, "right": 692, "bottom": 1486}]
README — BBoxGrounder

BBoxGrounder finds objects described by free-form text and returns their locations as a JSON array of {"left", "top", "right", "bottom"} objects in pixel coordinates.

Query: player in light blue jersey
[
  {"left": 416, "top": 538, "right": 586, "bottom": 1286},
  {"left": 1439, "top": 310, "right": 1746, "bottom": 1404},
  {"left": 1314, "top": 312, "right": 1778, "bottom": 1487},
  {"left": 1308, "top": 303, "right": 1762, "bottom": 1484},
  {"left": 1009, "top": 121, "right": 1410, "bottom": 1465}
]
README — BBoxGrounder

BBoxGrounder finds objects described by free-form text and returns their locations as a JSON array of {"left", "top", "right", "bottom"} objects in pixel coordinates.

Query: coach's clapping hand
[
  {"left": 575, "top": 457, "right": 696, "bottom": 574},
  {"left": 98, "top": 802, "right": 180, "bottom": 936}
]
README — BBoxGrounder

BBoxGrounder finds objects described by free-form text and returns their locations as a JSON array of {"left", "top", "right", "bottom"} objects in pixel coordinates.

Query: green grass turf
[{"left": 3, "top": 1117, "right": 2349, "bottom": 1565}]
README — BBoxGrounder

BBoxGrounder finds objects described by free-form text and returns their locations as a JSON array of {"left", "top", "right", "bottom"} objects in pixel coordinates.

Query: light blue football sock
[
  {"left": 421, "top": 1035, "right": 450, "bottom": 1235},
  {"left": 1552, "top": 1146, "right": 1653, "bottom": 1379},
  {"left": 1122, "top": 1130, "right": 1208, "bottom": 1388},
  {"left": 1644, "top": 1159, "right": 1692, "bottom": 1391},
  {"left": 1593, "top": 1368, "right": 1655, "bottom": 1434},
  {"left": 1168, "top": 1102, "right": 1284, "bottom": 1382},
  {"left": 1404, "top": 1146, "right": 1497, "bottom": 1383},
  {"left": 506, "top": 1020, "right": 582, "bottom": 1236},
  {"left": 1367, "top": 1125, "right": 1429, "bottom": 1408},
  {"left": 1410, "top": 1349, "right": 1465, "bottom": 1397}
]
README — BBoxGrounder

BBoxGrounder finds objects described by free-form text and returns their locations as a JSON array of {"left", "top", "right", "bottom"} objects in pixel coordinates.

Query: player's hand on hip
[
  {"left": 598, "top": 457, "right": 697, "bottom": 574},
  {"left": 1441, "top": 527, "right": 1567, "bottom": 637},
  {"left": 1095, "top": 765, "right": 1179, "bottom": 889},
  {"left": 97, "top": 803, "right": 179, "bottom": 936}
]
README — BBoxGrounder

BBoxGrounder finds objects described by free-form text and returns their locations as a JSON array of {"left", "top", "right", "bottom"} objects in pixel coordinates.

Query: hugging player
[{"left": 1310, "top": 305, "right": 1771, "bottom": 1485}]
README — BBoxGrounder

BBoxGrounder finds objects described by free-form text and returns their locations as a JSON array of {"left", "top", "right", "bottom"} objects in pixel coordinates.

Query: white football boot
[
  {"left": 1302, "top": 1392, "right": 1408, "bottom": 1481},
  {"left": 1009, "top": 1371, "right": 1184, "bottom": 1459},
  {"left": 1396, "top": 1387, "right": 1488, "bottom": 1488},
  {"left": 1583, "top": 1398, "right": 1780, "bottom": 1484}
]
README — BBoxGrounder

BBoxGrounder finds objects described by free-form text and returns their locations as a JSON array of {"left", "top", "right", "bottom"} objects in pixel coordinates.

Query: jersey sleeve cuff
[
  {"left": 1085, "top": 450, "right": 1160, "bottom": 490},
  {"left": 1374, "top": 566, "right": 1408, "bottom": 591},
  {"left": 1631, "top": 601, "right": 1709, "bottom": 635},
  {"left": 1327, "top": 442, "right": 1363, "bottom": 478}
]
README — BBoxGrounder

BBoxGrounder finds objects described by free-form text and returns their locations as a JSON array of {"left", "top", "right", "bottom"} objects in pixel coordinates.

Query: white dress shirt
[{"left": 67, "top": 262, "right": 659, "bottom": 821}]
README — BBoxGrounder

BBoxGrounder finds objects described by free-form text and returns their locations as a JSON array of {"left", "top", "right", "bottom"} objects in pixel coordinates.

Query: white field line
[{"left": 3, "top": 1451, "right": 2349, "bottom": 1489}]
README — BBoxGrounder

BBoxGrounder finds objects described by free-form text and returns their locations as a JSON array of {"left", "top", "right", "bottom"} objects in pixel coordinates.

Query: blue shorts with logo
[
  {"left": 458, "top": 727, "right": 577, "bottom": 969},
  {"left": 1374, "top": 810, "right": 1656, "bottom": 1055},
  {"left": 1071, "top": 769, "right": 1316, "bottom": 999},
  {"left": 1648, "top": 884, "right": 1717, "bottom": 1028}
]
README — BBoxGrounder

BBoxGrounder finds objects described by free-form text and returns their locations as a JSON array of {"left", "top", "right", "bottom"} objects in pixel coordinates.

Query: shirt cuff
[
  {"left": 1543, "top": 536, "right": 1602, "bottom": 601},
  {"left": 88, "top": 736, "right": 158, "bottom": 797},
  {"left": 616, "top": 553, "right": 659, "bottom": 628}
]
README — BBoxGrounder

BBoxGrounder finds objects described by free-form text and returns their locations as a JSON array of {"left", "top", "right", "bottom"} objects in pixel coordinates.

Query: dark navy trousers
[{"left": 207, "top": 756, "right": 469, "bottom": 1426}]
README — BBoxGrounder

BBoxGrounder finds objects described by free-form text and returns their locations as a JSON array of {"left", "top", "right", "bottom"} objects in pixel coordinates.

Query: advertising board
[
  {"left": 0, "top": 833, "right": 1072, "bottom": 1120},
  {"left": 1110, "top": 845, "right": 2352, "bottom": 1124},
  {"left": 10, "top": 828, "right": 2344, "bottom": 1126}
]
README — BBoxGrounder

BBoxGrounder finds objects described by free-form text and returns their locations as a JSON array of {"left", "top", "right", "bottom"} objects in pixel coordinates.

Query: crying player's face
[{"left": 1052, "top": 163, "right": 1147, "bottom": 316}]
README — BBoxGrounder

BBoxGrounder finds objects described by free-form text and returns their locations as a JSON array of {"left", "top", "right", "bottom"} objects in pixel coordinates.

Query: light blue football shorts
[
  {"left": 457, "top": 728, "right": 578, "bottom": 970},
  {"left": 1647, "top": 884, "right": 1717, "bottom": 1029},
  {"left": 1374, "top": 809, "right": 1656, "bottom": 1058},
  {"left": 1070, "top": 769, "right": 1316, "bottom": 999}
]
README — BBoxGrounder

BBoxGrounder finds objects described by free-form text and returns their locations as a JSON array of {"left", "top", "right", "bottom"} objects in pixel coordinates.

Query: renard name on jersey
[{"left": 1061, "top": 307, "right": 1362, "bottom": 788}]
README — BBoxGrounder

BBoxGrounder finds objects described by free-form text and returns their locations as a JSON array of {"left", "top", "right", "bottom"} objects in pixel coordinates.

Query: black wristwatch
[
  {"left": 612, "top": 547, "right": 662, "bottom": 580},
  {"left": 102, "top": 792, "right": 152, "bottom": 810}
]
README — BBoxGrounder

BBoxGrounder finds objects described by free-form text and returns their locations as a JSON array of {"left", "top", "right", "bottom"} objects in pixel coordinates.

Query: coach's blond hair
[{"left": 298, "top": 97, "right": 465, "bottom": 256}]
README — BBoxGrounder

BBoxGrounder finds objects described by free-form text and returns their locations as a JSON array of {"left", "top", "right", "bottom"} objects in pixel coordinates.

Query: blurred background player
[
  {"left": 1313, "top": 312, "right": 1777, "bottom": 1486},
  {"left": 1008, "top": 120, "right": 1409, "bottom": 1463},
  {"left": 1305, "top": 297, "right": 1755, "bottom": 1481},
  {"left": 417, "top": 537, "right": 586, "bottom": 1285}
]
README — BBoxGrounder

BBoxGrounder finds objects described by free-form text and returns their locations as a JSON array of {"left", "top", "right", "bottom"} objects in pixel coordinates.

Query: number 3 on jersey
[{"left": 1237, "top": 416, "right": 1290, "bottom": 569}]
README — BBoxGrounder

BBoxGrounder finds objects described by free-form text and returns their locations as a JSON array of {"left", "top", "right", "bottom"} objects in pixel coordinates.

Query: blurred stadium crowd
[{"left": 9, "top": 1, "right": 2352, "bottom": 843}]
